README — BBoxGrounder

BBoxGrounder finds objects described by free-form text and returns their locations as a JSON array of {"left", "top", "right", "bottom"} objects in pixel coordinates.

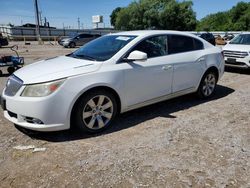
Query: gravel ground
[{"left": 0, "top": 42, "right": 249, "bottom": 188}]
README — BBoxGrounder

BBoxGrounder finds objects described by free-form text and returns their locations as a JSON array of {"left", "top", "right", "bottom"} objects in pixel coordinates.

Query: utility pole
[
  {"left": 77, "top": 17, "right": 80, "bottom": 29},
  {"left": 39, "top": 11, "right": 43, "bottom": 25},
  {"left": 44, "top": 17, "right": 47, "bottom": 27},
  {"left": 34, "top": 0, "right": 42, "bottom": 44}
]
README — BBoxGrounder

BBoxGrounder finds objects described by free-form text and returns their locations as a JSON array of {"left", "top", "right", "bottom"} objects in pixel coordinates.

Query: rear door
[{"left": 168, "top": 35, "right": 205, "bottom": 92}]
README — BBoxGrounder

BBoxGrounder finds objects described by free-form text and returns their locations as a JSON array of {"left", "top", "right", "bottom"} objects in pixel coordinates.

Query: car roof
[
  {"left": 239, "top": 32, "right": 250, "bottom": 35},
  {"left": 110, "top": 30, "right": 198, "bottom": 38}
]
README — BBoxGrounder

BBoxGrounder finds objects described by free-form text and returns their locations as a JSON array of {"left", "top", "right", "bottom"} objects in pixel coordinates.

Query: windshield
[
  {"left": 229, "top": 34, "right": 250, "bottom": 45},
  {"left": 69, "top": 35, "right": 137, "bottom": 61}
]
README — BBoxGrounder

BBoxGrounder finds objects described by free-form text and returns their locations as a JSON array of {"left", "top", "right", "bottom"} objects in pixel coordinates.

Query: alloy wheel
[
  {"left": 202, "top": 73, "right": 216, "bottom": 97},
  {"left": 82, "top": 95, "right": 114, "bottom": 130}
]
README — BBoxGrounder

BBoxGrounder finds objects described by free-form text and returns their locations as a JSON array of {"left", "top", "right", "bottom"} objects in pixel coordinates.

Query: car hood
[
  {"left": 223, "top": 44, "right": 250, "bottom": 52},
  {"left": 14, "top": 56, "right": 102, "bottom": 84}
]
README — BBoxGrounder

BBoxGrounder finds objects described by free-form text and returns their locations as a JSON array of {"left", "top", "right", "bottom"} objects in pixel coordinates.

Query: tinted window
[
  {"left": 132, "top": 35, "right": 168, "bottom": 58},
  {"left": 168, "top": 35, "right": 194, "bottom": 54},
  {"left": 78, "top": 34, "right": 92, "bottom": 38},
  {"left": 193, "top": 38, "right": 204, "bottom": 50}
]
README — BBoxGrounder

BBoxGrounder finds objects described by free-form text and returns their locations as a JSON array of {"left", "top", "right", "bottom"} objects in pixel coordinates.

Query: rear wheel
[
  {"left": 72, "top": 90, "right": 117, "bottom": 133},
  {"left": 197, "top": 71, "right": 217, "bottom": 98}
]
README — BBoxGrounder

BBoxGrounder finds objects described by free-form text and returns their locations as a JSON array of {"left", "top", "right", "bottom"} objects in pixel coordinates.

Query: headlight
[
  {"left": 63, "top": 39, "right": 70, "bottom": 43},
  {"left": 21, "top": 79, "right": 65, "bottom": 97}
]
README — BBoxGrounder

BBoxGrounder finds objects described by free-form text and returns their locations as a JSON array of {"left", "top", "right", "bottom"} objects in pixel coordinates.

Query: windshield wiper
[{"left": 74, "top": 54, "right": 97, "bottom": 61}]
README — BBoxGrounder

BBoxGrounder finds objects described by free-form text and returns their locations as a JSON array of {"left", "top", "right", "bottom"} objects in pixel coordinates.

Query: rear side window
[
  {"left": 168, "top": 35, "right": 203, "bottom": 54},
  {"left": 78, "top": 34, "right": 93, "bottom": 38},
  {"left": 193, "top": 38, "right": 204, "bottom": 50}
]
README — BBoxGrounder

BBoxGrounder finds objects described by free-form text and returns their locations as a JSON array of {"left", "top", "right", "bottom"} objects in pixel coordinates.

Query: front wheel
[
  {"left": 69, "top": 42, "right": 76, "bottom": 48},
  {"left": 7, "top": 66, "right": 15, "bottom": 74},
  {"left": 72, "top": 90, "right": 118, "bottom": 133},
  {"left": 197, "top": 71, "right": 217, "bottom": 98}
]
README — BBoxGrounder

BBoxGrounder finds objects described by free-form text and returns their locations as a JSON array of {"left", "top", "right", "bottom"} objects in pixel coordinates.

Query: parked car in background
[
  {"left": 1, "top": 30, "right": 224, "bottom": 133},
  {"left": 58, "top": 33, "right": 101, "bottom": 48},
  {"left": 0, "top": 33, "right": 8, "bottom": 47},
  {"left": 199, "top": 32, "right": 216, "bottom": 46},
  {"left": 223, "top": 33, "right": 235, "bottom": 41},
  {"left": 223, "top": 33, "right": 250, "bottom": 69}
]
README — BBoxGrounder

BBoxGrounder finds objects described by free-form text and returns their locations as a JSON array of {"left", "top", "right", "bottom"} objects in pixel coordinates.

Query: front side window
[
  {"left": 69, "top": 35, "right": 137, "bottom": 61},
  {"left": 132, "top": 35, "right": 168, "bottom": 58}
]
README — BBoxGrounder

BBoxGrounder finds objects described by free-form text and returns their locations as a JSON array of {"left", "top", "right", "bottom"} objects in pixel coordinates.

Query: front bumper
[
  {"left": 224, "top": 56, "right": 250, "bottom": 69},
  {"left": 3, "top": 111, "right": 65, "bottom": 131},
  {"left": 1, "top": 86, "right": 71, "bottom": 132},
  {"left": 61, "top": 41, "right": 71, "bottom": 47}
]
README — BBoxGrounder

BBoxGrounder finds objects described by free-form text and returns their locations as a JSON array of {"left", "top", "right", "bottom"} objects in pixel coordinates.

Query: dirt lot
[{"left": 0, "top": 42, "right": 249, "bottom": 188}]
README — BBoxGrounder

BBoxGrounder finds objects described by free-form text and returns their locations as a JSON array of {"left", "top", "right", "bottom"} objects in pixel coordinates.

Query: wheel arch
[
  {"left": 205, "top": 66, "right": 219, "bottom": 81},
  {"left": 196, "top": 66, "right": 219, "bottom": 92},
  {"left": 69, "top": 85, "right": 122, "bottom": 127}
]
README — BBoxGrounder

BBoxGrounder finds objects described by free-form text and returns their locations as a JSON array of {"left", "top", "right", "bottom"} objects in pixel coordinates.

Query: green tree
[
  {"left": 159, "top": 1, "right": 196, "bottom": 30},
  {"left": 197, "top": 2, "right": 250, "bottom": 31},
  {"left": 110, "top": 7, "right": 123, "bottom": 27},
  {"left": 114, "top": 0, "right": 197, "bottom": 31}
]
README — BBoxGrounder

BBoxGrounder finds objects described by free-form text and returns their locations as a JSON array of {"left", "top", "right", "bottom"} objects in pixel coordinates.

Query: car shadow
[
  {"left": 225, "top": 67, "right": 250, "bottom": 75},
  {"left": 17, "top": 85, "right": 235, "bottom": 142}
]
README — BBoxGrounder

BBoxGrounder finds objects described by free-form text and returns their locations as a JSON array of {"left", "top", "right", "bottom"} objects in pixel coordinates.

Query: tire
[
  {"left": 69, "top": 42, "right": 76, "bottom": 48},
  {"left": 7, "top": 66, "right": 15, "bottom": 74},
  {"left": 197, "top": 71, "right": 217, "bottom": 99},
  {"left": 72, "top": 90, "right": 118, "bottom": 133},
  {"left": 0, "top": 70, "right": 2, "bottom": 75}
]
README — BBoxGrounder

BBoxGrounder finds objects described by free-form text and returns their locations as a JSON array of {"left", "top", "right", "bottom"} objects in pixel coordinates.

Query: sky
[{"left": 0, "top": 0, "right": 249, "bottom": 29}]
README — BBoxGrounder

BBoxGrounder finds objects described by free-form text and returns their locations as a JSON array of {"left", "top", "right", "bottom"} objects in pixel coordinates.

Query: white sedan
[{"left": 0, "top": 30, "right": 224, "bottom": 133}]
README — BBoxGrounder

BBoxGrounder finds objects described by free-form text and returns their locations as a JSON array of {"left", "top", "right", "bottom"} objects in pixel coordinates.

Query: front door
[{"left": 123, "top": 35, "right": 174, "bottom": 107}]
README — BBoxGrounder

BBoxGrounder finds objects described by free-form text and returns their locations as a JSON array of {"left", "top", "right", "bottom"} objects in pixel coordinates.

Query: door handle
[
  {"left": 197, "top": 57, "right": 205, "bottom": 62},
  {"left": 162, "top": 65, "right": 172, "bottom": 71}
]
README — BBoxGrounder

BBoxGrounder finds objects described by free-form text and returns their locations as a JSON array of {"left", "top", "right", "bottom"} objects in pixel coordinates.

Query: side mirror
[{"left": 124, "top": 51, "right": 147, "bottom": 62}]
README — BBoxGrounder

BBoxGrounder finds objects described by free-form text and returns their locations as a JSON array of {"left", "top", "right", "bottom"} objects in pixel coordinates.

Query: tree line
[{"left": 110, "top": 0, "right": 250, "bottom": 31}]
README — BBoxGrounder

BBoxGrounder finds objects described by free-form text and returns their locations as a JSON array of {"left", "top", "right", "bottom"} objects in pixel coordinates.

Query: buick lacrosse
[{"left": 1, "top": 30, "right": 224, "bottom": 133}]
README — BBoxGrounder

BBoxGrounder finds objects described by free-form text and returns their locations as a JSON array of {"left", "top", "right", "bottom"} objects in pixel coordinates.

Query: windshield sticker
[{"left": 116, "top": 36, "right": 131, "bottom": 41}]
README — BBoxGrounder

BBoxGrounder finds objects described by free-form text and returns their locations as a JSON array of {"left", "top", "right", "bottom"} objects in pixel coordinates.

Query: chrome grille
[
  {"left": 223, "top": 50, "right": 249, "bottom": 58},
  {"left": 4, "top": 75, "right": 23, "bottom": 96}
]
